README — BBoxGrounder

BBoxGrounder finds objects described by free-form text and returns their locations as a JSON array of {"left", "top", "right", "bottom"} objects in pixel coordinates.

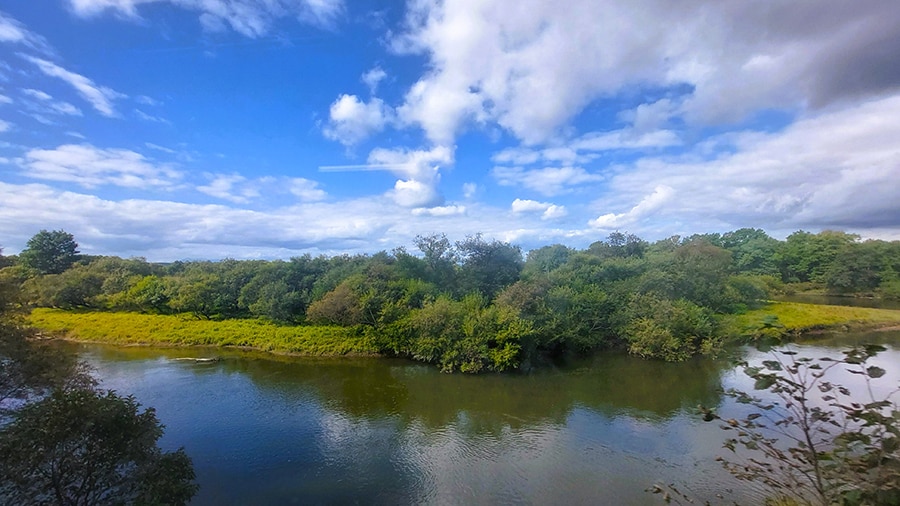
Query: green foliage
[
  {"left": 19, "top": 229, "right": 80, "bottom": 275},
  {"left": 22, "top": 265, "right": 105, "bottom": 308},
  {"left": 881, "top": 280, "right": 900, "bottom": 300},
  {"left": 400, "top": 294, "right": 532, "bottom": 373},
  {"left": 706, "top": 347, "right": 900, "bottom": 505},
  {"left": 0, "top": 388, "right": 197, "bottom": 505},
  {"left": 0, "top": 273, "right": 92, "bottom": 406},
  {"left": 1, "top": 263, "right": 196, "bottom": 505},
  {"left": 456, "top": 234, "right": 523, "bottom": 298},
  {"left": 622, "top": 295, "right": 719, "bottom": 361},
  {"left": 14, "top": 228, "right": 900, "bottom": 372}
]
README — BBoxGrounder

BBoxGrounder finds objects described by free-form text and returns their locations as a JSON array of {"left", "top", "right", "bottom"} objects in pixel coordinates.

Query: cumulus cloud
[
  {"left": 365, "top": 145, "right": 454, "bottom": 207},
  {"left": 23, "top": 56, "right": 125, "bottom": 117},
  {"left": 388, "top": 178, "right": 441, "bottom": 208},
  {"left": 511, "top": 199, "right": 567, "bottom": 220},
  {"left": 21, "top": 144, "right": 181, "bottom": 189},
  {"left": 388, "top": 0, "right": 900, "bottom": 145},
  {"left": 67, "top": 0, "right": 344, "bottom": 36},
  {"left": 590, "top": 95, "right": 900, "bottom": 233},
  {"left": 492, "top": 166, "right": 603, "bottom": 197},
  {"left": 323, "top": 94, "right": 390, "bottom": 146}
]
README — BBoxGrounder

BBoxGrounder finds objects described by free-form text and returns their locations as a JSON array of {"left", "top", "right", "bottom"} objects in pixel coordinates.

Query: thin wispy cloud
[{"left": 23, "top": 56, "right": 125, "bottom": 117}]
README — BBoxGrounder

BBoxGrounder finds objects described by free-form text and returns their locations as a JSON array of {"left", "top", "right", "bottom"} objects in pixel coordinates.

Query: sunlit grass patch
[
  {"left": 27, "top": 308, "right": 379, "bottom": 356},
  {"left": 723, "top": 301, "right": 900, "bottom": 339}
]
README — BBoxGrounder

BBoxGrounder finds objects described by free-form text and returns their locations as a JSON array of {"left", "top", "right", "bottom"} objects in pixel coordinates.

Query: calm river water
[{"left": 72, "top": 329, "right": 900, "bottom": 505}]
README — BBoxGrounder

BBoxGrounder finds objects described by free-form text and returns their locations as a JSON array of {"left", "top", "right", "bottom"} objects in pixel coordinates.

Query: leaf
[
  {"left": 866, "top": 366, "right": 886, "bottom": 379},
  {"left": 762, "top": 360, "right": 782, "bottom": 371},
  {"left": 864, "top": 344, "right": 887, "bottom": 356},
  {"left": 754, "top": 376, "right": 777, "bottom": 390}
]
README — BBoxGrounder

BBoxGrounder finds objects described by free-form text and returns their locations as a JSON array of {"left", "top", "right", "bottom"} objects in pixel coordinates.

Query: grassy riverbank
[
  {"left": 28, "top": 308, "right": 379, "bottom": 356},
  {"left": 723, "top": 301, "right": 900, "bottom": 339}
]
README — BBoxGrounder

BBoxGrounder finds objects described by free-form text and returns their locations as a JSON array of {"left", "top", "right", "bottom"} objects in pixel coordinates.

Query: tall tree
[
  {"left": 19, "top": 230, "right": 80, "bottom": 275},
  {"left": 0, "top": 389, "right": 197, "bottom": 505}
]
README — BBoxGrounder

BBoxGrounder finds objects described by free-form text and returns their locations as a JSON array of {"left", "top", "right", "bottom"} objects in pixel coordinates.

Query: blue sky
[{"left": 1, "top": 0, "right": 898, "bottom": 260}]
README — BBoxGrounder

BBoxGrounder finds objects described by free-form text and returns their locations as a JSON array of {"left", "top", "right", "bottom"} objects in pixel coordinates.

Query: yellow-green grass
[
  {"left": 28, "top": 308, "right": 379, "bottom": 356},
  {"left": 723, "top": 301, "right": 900, "bottom": 338}
]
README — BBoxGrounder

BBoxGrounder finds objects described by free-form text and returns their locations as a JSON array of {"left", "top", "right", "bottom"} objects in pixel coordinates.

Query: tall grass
[
  {"left": 28, "top": 308, "right": 379, "bottom": 356},
  {"left": 723, "top": 301, "right": 900, "bottom": 339}
]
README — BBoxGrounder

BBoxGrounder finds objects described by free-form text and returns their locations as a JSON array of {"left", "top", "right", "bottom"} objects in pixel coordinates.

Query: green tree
[
  {"left": 19, "top": 230, "right": 80, "bottom": 275},
  {"left": 456, "top": 234, "right": 523, "bottom": 299},
  {"left": 0, "top": 389, "right": 197, "bottom": 505},
  {"left": 414, "top": 233, "right": 458, "bottom": 291}
]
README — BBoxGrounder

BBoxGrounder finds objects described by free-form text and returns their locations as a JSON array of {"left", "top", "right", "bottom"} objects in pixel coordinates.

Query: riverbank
[
  {"left": 723, "top": 301, "right": 900, "bottom": 339},
  {"left": 27, "top": 308, "right": 379, "bottom": 356},
  {"left": 30, "top": 302, "right": 900, "bottom": 361}
]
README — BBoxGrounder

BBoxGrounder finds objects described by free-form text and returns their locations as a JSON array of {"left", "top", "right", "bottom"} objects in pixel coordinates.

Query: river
[{"left": 72, "top": 329, "right": 900, "bottom": 505}]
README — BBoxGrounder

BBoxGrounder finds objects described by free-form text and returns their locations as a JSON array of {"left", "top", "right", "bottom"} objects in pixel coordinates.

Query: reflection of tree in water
[{"left": 79, "top": 344, "right": 727, "bottom": 435}]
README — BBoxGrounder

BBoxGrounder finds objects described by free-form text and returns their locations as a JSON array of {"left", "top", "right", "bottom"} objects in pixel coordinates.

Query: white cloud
[
  {"left": 362, "top": 66, "right": 387, "bottom": 93},
  {"left": 323, "top": 94, "right": 390, "bottom": 146},
  {"left": 590, "top": 95, "right": 900, "bottom": 233},
  {"left": 0, "top": 119, "right": 11, "bottom": 132},
  {"left": 388, "top": 0, "right": 900, "bottom": 145},
  {"left": 289, "top": 177, "right": 327, "bottom": 202},
  {"left": 366, "top": 145, "right": 454, "bottom": 207},
  {"left": 21, "top": 144, "right": 181, "bottom": 189},
  {"left": 23, "top": 88, "right": 52, "bottom": 101},
  {"left": 136, "top": 94, "right": 160, "bottom": 106},
  {"left": 492, "top": 127, "right": 680, "bottom": 169},
  {"left": 0, "top": 181, "right": 579, "bottom": 260},
  {"left": 412, "top": 205, "right": 466, "bottom": 217},
  {"left": 0, "top": 11, "right": 52, "bottom": 53},
  {"left": 134, "top": 108, "right": 170, "bottom": 124},
  {"left": 52, "top": 102, "right": 81, "bottom": 115},
  {"left": 67, "top": 0, "right": 344, "bottom": 37},
  {"left": 197, "top": 173, "right": 256, "bottom": 203},
  {"left": 0, "top": 94, "right": 11, "bottom": 105},
  {"left": 389, "top": 178, "right": 441, "bottom": 208},
  {"left": 590, "top": 185, "right": 674, "bottom": 229},
  {"left": 23, "top": 56, "right": 125, "bottom": 117},
  {"left": 462, "top": 182, "right": 478, "bottom": 199},
  {"left": 20, "top": 88, "right": 83, "bottom": 117},
  {"left": 572, "top": 129, "right": 680, "bottom": 152},
  {"left": 511, "top": 199, "right": 567, "bottom": 220},
  {"left": 492, "top": 166, "right": 603, "bottom": 197}
]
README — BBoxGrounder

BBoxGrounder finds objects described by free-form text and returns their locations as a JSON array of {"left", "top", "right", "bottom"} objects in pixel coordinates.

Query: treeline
[{"left": 3, "top": 228, "right": 900, "bottom": 371}]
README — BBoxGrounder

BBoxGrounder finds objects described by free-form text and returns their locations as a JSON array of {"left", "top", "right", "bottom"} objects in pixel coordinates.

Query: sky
[{"left": 0, "top": 0, "right": 898, "bottom": 261}]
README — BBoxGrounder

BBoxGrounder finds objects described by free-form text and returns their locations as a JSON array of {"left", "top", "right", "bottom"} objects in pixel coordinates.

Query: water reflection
[{"left": 68, "top": 343, "right": 819, "bottom": 505}]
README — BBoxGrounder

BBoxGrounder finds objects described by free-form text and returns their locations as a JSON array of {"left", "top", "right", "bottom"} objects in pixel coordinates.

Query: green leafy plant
[{"left": 701, "top": 346, "right": 900, "bottom": 505}]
